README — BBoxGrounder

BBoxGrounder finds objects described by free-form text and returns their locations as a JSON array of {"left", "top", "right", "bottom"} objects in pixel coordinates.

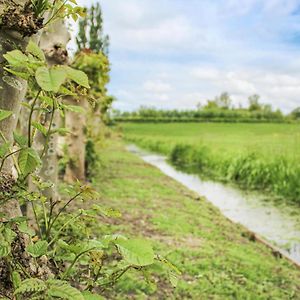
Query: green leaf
[
  {"left": 64, "top": 66, "right": 90, "bottom": 88},
  {"left": 18, "top": 148, "right": 41, "bottom": 176},
  {"left": 40, "top": 95, "right": 54, "bottom": 107},
  {"left": 115, "top": 239, "right": 155, "bottom": 266},
  {"left": 0, "top": 143, "right": 10, "bottom": 159},
  {"left": 0, "top": 242, "right": 11, "bottom": 258},
  {"left": 18, "top": 222, "right": 35, "bottom": 237},
  {"left": 26, "top": 240, "right": 48, "bottom": 258},
  {"left": 13, "top": 132, "right": 28, "bottom": 147},
  {"left": 15, "top": 278, "right": 47, "bottom": 295},
  {"left": 47, "top": 280, "right": 84, "bottom": 300},
  {"left": 169, "top": 272, "right": 179, "bottom": 287},
  {"left": 26, "top": 40, "right": 46, "bottom": 61},
  {"left": 35, "top": 66, "right": 66, "bottom": 92},
  {"left": 3, "top": 50, "right": 28, "bottom": 66},
  {"left": 3, "top": 67, "right": 30, "bottom": 80},
  {"left": 82, "top": 291, "right": 104, "bottom": 300},
  {"left": 32, "top": 121, "right": 48, "bottom": 136},
  {"left": 12, "top": 271, "right": 21, "bottom": 290},
  {"left": 0, "top": 109, "right": 13, "bottom": 122},
  {"left": 63, "top": 104, "right": 86, "bottom": 114},
  {"left": 51, "top": 127, "right": 71, "bottom": 135}
]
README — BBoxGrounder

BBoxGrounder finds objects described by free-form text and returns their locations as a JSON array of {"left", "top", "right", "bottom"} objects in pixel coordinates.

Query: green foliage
[
  {"left": 0, "top": 110, "right": 13, "bottom": 122},
  {"left": 26, "top": 240, "right": 48, "bottom": 258},
  {"left": 35, "top": 66, "right": 67, "bottom": 92},
  {"left": 0, "top": 16, "right": 177, "bottom": 300},
  {"left": 115, "top": 238, "right": 155, "bottom": 267},
  {"left": 123, "top": 122, "right": 300, "bottom": 205},
  {"left": 76, "top": 3, "right": 109, "bottom": 54},
  {"left": 18, "top": 148, "right": 41, "bottom": 176},
  {"left": 114, "top": 98, "right": 288, "bottom": 123}
]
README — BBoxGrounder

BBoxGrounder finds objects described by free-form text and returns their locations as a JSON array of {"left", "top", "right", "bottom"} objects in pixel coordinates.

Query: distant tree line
[{"left": 113, "top": 92, "right": 300, "bottom": 123}]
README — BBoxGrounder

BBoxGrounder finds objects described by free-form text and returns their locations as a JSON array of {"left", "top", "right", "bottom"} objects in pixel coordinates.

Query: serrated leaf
[
  {"left": 26, "top": 240, "right": 48, "bottom": 258},
  {"left": 32, "top": 122, "right": 48, "bottom": 136},
  {"left": 3, "top": 50, "right": 28, "bottom": 66},
  {"left": 115, "top": 239, "right": 155, "bottom": 266},
  {"left": 26, "top": 40, "right": 46, "bottom": 61},
  {"left": 64, "top": 66, "right": 90, "bottom": 88},
  {"left": 47, "top": 280, "right": 84, "bottom": 300},
  {"left": 0, "top": 109, "right": 13, "bottom": 122},
  {"left": 13, "top": 132, "right": 28, "bottom": 147},
  {"left": 18, "top": 148, "right": 41, "bottom": 176},
  {"left": 36, "top": 66, "right": 66, "bottom": 92},
  {"left": 15, "top": 278, "right": 47, "bottom": 295}
]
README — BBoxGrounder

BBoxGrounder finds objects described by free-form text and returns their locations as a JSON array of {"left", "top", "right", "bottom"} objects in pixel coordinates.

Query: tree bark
[
  {"left": 0, "top": 1, "right": 33, "bottom": 219},
  {"left": 64, "top": 97, "right": 87, "bottom": 183},
  {"left": 36, "top": 20, "right": 70, "bottom": 200}
]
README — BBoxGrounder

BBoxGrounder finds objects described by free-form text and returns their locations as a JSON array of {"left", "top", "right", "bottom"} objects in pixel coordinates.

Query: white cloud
[
  {"left": 73, "top": 0, "right": 300, "bottom": 113},
  {"left": 143, "top": 80, "right": 172, "bottom": 93}
]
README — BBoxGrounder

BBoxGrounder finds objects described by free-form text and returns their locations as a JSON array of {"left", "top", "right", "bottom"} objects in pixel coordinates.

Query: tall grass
[{"left": 123, "top": 123, "right": 300, "bottom": 205}]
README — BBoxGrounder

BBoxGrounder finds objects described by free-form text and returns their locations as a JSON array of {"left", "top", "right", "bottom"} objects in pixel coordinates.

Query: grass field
[
  {"left": 121, "top": 122, "right": 300, "bottom": 204},
  {"left": 91, "top": 139, "right": 300, "bottom": 299}
]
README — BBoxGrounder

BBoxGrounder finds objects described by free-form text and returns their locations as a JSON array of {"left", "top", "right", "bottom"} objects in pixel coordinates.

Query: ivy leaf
[
  {"left": 26, "top": 240, "right": 48, "bottom": 258},
  {"left": 0, "top": 109, "right": 13, "bottom": 122},
  {"left": 26, "top": 40, "right": 46, "bottom": 61},
  {"left": 35, "top": 66, "right": 66, "bottom": 92},
  {"left": 115, "top": 239, "right": 155, "bottom": 267},
  {"left": 3, "top": 50, "right": 28, "bottom": 67},
  {"left": 32, "top": 121, "right": 48, "bottom": 136},
  {"left": 64, "top": 66, "right": 90, "bottom": 88},
  {"left": 18, "top": 148, "right": 41, "bottom": 176}
]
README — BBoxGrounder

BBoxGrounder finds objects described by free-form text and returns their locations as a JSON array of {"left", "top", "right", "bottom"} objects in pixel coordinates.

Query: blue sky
[{"left": 74, "top": 0, "right": 300, "bottom": 113}]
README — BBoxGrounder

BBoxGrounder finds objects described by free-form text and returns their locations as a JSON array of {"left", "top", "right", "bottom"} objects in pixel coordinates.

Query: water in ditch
[{"left": 127, "top": 144, "right": 300, "bottom": 265}]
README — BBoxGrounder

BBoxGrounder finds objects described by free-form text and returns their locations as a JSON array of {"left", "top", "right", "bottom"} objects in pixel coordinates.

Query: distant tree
[
  {"left": 203, "top": 92, "right": 231, "bottom": 110},
  {"left": 216, "top": 92, "right": 232, "bottom": 109},
  {"left": 76, "top": 3, "right": 109, "bottom": 54},
  {"left": 248, "top": 94, "right": 261, "bottom": 111},
  {"left": 290, "top": 107, "right": 300, "bottom": 119}
]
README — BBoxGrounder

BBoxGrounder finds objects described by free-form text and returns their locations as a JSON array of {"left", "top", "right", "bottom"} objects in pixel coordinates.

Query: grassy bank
[
  {"left": 92, "top": 138, "right": 300, "bottom": 299},
  {"left": 122, "top": 122, "right": 300, "bottom": 205}
]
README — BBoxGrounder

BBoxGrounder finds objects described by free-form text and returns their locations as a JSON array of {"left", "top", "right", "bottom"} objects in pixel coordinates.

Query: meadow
[{"left": 121, "top": 122, "right": 300, "bottom": 205}]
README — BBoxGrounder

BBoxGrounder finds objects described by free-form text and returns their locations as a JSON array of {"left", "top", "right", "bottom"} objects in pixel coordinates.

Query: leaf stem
[{"left": 28, "top": 90, "right": 42, "bottom": 148}]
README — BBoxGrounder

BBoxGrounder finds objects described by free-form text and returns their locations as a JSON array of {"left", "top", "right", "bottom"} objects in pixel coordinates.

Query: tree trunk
[
  {"left": 37, "top": 20, "right": 70, "bottom": 200},
  {"left": 0, "top": 1, "right": 34, "bottom": 219},
  {"left": 64, "top": 97, "right": 87, "bottom": 183}
]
